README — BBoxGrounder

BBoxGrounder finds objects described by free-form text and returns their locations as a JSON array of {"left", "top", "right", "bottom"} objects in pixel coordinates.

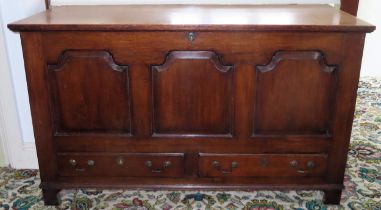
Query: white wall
[
  {"left": 358, "top": 0, "right": 381, "bottom": 76},
  {"left": 0, "top": 0, "right": 45, "bottom": 144},
  {"left": 0, "top": 15, "right": 10, "bottom": 166},
  {"left": 52, "top": 0, "right": 339, "bottom": 5},
  {"left": 0, "top": 0, "right": 45, "bottom": 168}
]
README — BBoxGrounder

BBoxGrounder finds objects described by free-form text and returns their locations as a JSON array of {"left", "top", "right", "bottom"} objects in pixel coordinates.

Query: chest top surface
[{"left": 8, "top": 4, "right": 374, "bottom": 32}]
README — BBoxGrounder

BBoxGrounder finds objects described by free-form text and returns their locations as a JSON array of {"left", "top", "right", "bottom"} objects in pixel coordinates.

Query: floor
[{"left": 0, "top": 77, "right": 380, "bottom": 210}]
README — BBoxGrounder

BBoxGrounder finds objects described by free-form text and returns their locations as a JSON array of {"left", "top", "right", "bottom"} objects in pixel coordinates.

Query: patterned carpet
[{"left": 0, "top": 77, "right": 380, "bottom": 210}]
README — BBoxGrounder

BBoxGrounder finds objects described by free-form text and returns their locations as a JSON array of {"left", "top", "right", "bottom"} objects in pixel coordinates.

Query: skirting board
[
  {"left": 20, "top": 142, "right": 38, "bottom": 169},
  {"left": 0, "top": 104, "right": 38, "bottom": 169}
]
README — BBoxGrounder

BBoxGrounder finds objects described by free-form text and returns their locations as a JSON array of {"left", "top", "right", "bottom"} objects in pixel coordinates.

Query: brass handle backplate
[
  {"left": 212, "top": 161, "right": 238, "bottom": 174},
  {"left": 69, "top": 159, "right": 77, "bottom": 166},
  {"left": 87, "top": 160, "right": 95, "bottom": 166},
  {"left": 289, "top": 160, "right": 298, "bottom": 168},
  {"left": 145, "top": 160, "right": 172, "bottom": 173},
  {"left": 69, "top": 159, "right": 94, "bottom": 172},
  {"left": 289, "top": 160, "right": 316, "bottom": 174}
]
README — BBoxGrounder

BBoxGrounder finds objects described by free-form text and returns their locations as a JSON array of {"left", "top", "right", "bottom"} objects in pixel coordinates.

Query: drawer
[
  {"left": 198, "top": 154, "right": 327, "bottom": 177},
  {"left": 57, "top": 153, "right": 184, "bottom": 177}
]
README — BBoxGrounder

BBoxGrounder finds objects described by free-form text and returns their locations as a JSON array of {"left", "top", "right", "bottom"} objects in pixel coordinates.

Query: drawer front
[
  {"left": 57, "top": 153, "right": 184, "bottom": 177},
  {"left": 199, "top": 154, "right": 327, "bottom": 177}
]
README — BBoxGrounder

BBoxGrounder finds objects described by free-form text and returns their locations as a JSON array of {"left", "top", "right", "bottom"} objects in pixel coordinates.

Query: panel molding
[
  {"left": 256, "top": 51, "right": 337, "bottom": 73},
  {"left": 152, "top": 51, "right": 232, "bottom": 73},
  {"left": 48, "top": 50, "right": 127, "bottom": 72}
]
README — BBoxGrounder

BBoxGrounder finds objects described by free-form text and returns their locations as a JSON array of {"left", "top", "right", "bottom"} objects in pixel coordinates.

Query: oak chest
[{"left": 8, "top": 4, "right": 375, "bottom": 205}]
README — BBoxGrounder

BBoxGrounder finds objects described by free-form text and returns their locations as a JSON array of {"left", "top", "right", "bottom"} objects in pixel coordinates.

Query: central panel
[{"left": 151, "top": 51, "right": 234, "bottom": 137}]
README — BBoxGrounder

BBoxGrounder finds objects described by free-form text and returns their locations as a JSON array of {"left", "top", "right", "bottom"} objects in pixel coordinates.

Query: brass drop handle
[
  {"left": 297, "top": 161, "right": 316, "bottom": 173},
  {"left": 69, "top": 159, "right": 84, "bottom": 172},
  {"left": 289, "top": 160, "right": 316, "bottom": 174},
  {"left": 69, "top": 159, "right": 94, "bottom": 172},
  {"left": 145, "top": 160, "right": 172, "bottom": 173},
  {"left": 212, "top": 161, "right": 238, "bottom": 174}
]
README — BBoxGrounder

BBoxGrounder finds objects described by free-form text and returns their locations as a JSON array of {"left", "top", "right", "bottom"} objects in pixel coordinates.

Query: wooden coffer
[{"left": 8, "top": 5, "right": 374, "bottom": 205}]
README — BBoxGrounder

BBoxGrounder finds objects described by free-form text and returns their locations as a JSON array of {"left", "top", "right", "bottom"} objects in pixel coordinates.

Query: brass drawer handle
[
  {"left": 69, "top": 159, "right": 84, "bottom": 171},
  {"left": 212, "top": 161, "right": 238, "bottom": 174},
  {"left": 289, "top": 160, "right": 316, "bottom": 174},
  {"left": 145, "top": 160, "right": 172, "bottom": 173},
  {"left": 68, "top": 159, "right": 94, "bottom": 172},
  {"left": 75, "top": 168, "right": 86, "bottom": 172}
]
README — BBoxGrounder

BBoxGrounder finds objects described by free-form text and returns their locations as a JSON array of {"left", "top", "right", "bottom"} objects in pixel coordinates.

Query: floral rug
[{"left": 0, "top": 77, "right": 380, "bottom": 210}]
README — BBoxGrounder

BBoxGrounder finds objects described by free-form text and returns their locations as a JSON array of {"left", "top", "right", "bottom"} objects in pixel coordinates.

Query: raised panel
[
  {"left": 48, "top": 51, "right": 131, "bottom": 134},
  {"left": 152, "top": 51, "right": 233, "bottom": 137},
  {"left": 253, "top": 51, "right": 337, "bottom": 136}
]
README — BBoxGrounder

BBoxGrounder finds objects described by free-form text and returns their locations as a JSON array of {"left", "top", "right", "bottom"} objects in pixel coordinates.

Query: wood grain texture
[
  {"left": 254, "top": 51, "right": 337, "bottom": 136},
  {"left": 20, "top": 32, "right": 60, "bottom": 204},
  {"left": 12, "top": 4, "right": 373, "bottom": 205},
  {"left": 152, "top": 51, "right": 233, "bottom": 137},
  {"left": 45, "top": 0, "right": 50, "bottom": 10},
  {"left": 48, "top": 51, "right": 131, "bottom": 135},
  {"left": 8, "top": 5, "right": 374, "bottom": 32},
  {"left": 44, "top": 177, "right": 343, "bottom": 190},
  {"left": 341, "top": 0, "right": 360, "bottom": 16},
  {"left": 20, "top": 32, "right": 57, "bottom": 181},
  {"left": 325, "top": 33, "right": 366, "bottom": 192}
]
